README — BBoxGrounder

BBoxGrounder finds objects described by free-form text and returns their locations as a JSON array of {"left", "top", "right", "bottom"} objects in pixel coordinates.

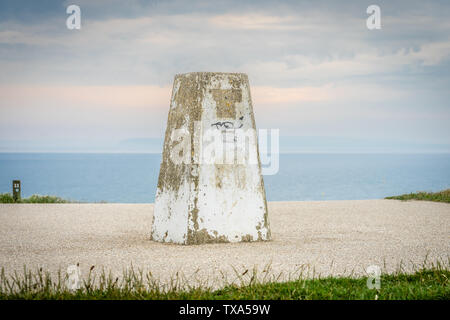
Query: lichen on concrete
[
  {"left": 187, "top": 228, "right": 230, "bottom": 245},
  {"left": 212, "top": 89, "right": 241, "bottom": 118},
  {"left": 152, "top": 72, "right": 271, "bottom": 245}
]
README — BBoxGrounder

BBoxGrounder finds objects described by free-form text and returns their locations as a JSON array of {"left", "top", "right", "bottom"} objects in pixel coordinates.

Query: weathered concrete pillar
[{"left": 151, "top": 72, "right": 270, "bottom": 244}]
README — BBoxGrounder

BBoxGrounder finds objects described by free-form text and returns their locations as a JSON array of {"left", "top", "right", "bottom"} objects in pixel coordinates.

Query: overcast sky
[{"left": 0, "top": 0, "right": 449, "bottom": 152}]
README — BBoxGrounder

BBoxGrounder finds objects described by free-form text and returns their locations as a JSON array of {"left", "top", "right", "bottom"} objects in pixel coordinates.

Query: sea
[{"left": 0, "top": 153, "right": 449, "bottom": 203}]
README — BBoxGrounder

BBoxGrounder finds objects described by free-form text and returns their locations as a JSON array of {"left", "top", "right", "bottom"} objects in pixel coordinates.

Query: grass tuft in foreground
[
  {"left": 385, "top": 189, "right": 450, "bottom": 203},
  {"left": 1, "top": 262, "right": 449, "bottom": 300},
  {"left": 0, "top": 193, "right": 71, "bottom": 203}
]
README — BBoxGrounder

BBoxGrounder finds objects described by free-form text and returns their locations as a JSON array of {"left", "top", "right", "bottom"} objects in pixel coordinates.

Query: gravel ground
[{"left": 0, "top": 200, "right": 449, "bottom": 288}]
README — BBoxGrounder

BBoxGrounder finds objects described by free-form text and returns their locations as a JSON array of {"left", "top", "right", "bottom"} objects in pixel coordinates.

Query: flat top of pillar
[{"left": 175, "top": 72, "right": 248, "bottom": 79}]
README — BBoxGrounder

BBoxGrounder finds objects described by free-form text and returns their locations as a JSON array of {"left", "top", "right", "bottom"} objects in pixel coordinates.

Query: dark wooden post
[{"left": 12, "top": 180, "right": 21, "bottom": 202}]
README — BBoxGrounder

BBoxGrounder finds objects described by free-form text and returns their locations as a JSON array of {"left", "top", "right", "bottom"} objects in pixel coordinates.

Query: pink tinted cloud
[{"left": 0, "top": 85, "right": 171, "bottom": 109}]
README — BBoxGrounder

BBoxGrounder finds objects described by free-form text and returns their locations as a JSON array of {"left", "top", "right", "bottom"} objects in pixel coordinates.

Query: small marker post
[{"left": 12, "top": 180, "right": 21, "bottom": 202}]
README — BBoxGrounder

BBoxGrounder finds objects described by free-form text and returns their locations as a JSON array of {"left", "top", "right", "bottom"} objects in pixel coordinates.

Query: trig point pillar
[{"left": 151, "top": 72, "right": 271, "bottom": 244}]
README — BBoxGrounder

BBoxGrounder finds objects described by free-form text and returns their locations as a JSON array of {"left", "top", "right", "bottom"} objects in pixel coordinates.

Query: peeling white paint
[{"left": 152, "top": 72, "right": 270, "bottom": 244}]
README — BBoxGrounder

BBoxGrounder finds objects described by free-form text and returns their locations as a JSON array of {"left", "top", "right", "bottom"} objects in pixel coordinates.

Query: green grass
[
  {"left": 385, "top": 189, "right": 450, "bottom": 203},
  {"left": 0, "top": 193, "right": 71, "bottom": 203},
  {"left": 1, "top": 263, "right": 449, "bottom": 300}
]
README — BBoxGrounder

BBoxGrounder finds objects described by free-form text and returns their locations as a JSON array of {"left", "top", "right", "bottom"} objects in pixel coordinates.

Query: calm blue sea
[{"left": 0, "top": 153, "right": 449, "bottom": 203}]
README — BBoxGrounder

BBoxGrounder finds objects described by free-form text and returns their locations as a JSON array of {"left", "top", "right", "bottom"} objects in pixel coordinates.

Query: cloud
[
  {"left": 0, "top": 85, "right": 171, "bottom": 141},
  {"left": 209, "top": 14, "right": 303, "bottom": 30},
  {"left": 1, "top": 2, "right": 449, "bottom": 86},
  {"left": 0, "top": 0, "right": 449, "bottom": 151},
  {"left": 0, "top": 85, "right": 171, "bottom": 108}
]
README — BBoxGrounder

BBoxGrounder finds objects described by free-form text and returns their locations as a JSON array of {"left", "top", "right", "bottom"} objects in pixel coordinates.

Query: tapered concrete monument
[{"left": 151, "top": 72, "right": 270, "bottom": 244}]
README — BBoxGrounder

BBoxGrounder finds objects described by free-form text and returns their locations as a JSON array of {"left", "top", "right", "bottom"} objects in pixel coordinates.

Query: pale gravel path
[{"left": 0, "top": 200, "right": 449, "bottom": 288}]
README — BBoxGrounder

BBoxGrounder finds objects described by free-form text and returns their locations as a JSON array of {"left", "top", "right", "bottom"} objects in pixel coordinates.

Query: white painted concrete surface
[{"left": 152, "top": 72, "right": 270, "bottom": 244}]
